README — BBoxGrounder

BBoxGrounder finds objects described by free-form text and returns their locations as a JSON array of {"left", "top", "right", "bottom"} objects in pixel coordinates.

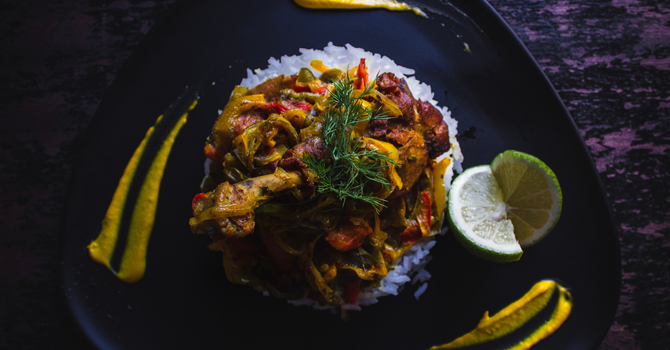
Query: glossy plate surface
[{"left": 60, "top": 0, "right": 621, "bottom": 349}]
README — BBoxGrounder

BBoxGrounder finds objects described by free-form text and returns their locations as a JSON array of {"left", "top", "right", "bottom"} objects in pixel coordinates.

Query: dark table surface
[{"left": 1, "top": 0, "right": 668, "bottom": 349}]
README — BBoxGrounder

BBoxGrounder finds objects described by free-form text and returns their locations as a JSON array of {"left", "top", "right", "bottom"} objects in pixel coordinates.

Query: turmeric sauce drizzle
[
  {"left": 430, "top": 280, "right": 572, "bottom": 350},
  {"left": 506, "top": 285, "right": 572, "bottom": 350},
  {"left": 88, "top": 98, "right": 198, "bottom": 283},
  {"left": 293, "top": 0, "right": 427, "bottom": 17}
]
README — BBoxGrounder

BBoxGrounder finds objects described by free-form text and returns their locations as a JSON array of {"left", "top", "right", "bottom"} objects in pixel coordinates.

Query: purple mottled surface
[
  {"left": 486, "top": 1, "right": 670, "bottom": 348},
  {"left": 0, "top": 0, "right": 668, "bottom": 349}
]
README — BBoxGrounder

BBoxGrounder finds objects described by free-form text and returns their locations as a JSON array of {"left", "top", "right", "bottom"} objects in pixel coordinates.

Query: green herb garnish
[{"left": 301, "top": 77, "right": 397, "bottom": 211}]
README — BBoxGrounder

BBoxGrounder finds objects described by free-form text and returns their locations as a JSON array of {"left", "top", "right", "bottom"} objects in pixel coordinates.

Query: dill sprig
[{"left": 301, "top": 76, "right": 398, "bottom": 211}]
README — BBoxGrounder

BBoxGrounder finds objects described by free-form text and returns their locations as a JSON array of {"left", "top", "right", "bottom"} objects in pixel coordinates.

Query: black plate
[{"left": 60, "top": 0, "right": 621, "bottom": 349}]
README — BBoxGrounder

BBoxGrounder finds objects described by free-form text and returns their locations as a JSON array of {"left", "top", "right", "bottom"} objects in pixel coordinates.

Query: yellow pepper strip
[
  {"left": 430, "top": 280, "right": 557, "bottom": 349},
  {"left": 282, "top": 109, "right": 308, "bottom": 129},
  {"left": 353, "top": 88, "right": 402, "bottom": 117},
  {"left": 307, "top": 80, "right": 324, "bottom": 92},
  {"left": 353, "top": 99, "right": 372, "bottom": 135},
  {"left": 270, "top": 115, "right": 301, "bottom": 145},
  {"left": 349, "top": 67, "right": 358, "bottom": 79},
  {"left": 383, "top": 242, "right": 411, "bottom": 265},
  {"left": 432, "top": 157, "right": 451, "bottom": 223},
  {"left": 310, "top": 60, "right": 332, "bottom": 73},
  {"left": 360, "top": 137, "right": 402, "bottom": 190}
]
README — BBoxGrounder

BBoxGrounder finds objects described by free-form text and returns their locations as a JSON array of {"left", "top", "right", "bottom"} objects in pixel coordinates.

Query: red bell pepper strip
[
  {"left": 421, "top": 191, "right": 431, "bottom": 228},
  {"left": 401, "top": 191, "right": 432, "bottom": 245},
  {"left": 191, "top": 193, "right": 207, "bottom": 216},
  {"left": 400, "top": 225, "right": 422, "bottom": 245},
  {"left": 204, "top": 143, "right": 223, "bottom": 163},
  {"left": 265, "top": 102, "right": 288, "bottom": 113},
  {"left": 356, "top": 58, "right": 368, "bottom": 89},
  {"left": 284, "top": 100, "right": 313, "bottom": 112},
  {"left": 293, "top": 84, "right": 311, "bottom": 93},
  {"left": 296, "top": 101, "right": 313, "bottom": 111},
  {"left": 344, "top": 277, "right": 361, "bottom": 304},
  {"left": 325, "top": 221, "right": 373, "bottom": 252}
]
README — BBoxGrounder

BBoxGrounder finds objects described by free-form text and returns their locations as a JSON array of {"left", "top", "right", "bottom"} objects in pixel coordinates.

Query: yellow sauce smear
[
  {"left": 506, "top": 285, "right": 572, "bottom": 350},
  {"left": 294, "top": 0, "right": 427, "bottom": 17},
  {"left": 87, "top": 99, "right": 198, "bottom": 283},
  {"left": 430, "top": 280, "right": 572, "bottom": 350}
]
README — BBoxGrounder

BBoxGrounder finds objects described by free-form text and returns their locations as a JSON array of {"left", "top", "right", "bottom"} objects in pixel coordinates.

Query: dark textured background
[{"left": 0, "top": 0, "right": 668, "bottom": 349}]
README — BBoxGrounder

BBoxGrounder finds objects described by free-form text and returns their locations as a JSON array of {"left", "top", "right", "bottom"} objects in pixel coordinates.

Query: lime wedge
[
  {"left": 491, "top": 150, "right": 562, "bottom": 248},
  {"left": 447, "top": 165, "right": 523, "bottom": 262},
  {"left": 447, "top": 151, "right": 562, "bottom": 262}
]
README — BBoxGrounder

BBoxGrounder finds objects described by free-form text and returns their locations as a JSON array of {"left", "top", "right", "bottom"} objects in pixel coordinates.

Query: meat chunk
[
  {"left": 394, "top": 132, "right": 429, "bottom": 194},
  {"left": 291, "top": 137, "right": 329, "bottom": 160},
  {"left": 233, "top": 109, "right": 265, "bottom": 135},
  {"left": 370, "top": 73, "right": 451, "bottom": 190},
  {"left": 419, "top": 100, "right": 451, "bottom": 158},
  {"left": 377, "top": 73, "right": 416, "bottom": 124},
  {"left": 190, "top": 170, "right": 305, "bottom": 238},
  {"left": 275, "top": 138, "right": 327, "bottom": 200}
]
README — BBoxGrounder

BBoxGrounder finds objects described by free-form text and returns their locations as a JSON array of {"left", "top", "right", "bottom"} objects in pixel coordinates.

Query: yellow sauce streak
[
  {"left": 87, "top": 120, "right": 157, "bottom": 275},
  {"left": 506, "top": 285, "right": 572, "bottom": 350},
  {"left": 294, "top": 0, "right": 427, "bottom": 17},
  {"left": 430, "top": 280, "right": 572, "bottom": 350},
  {"left": 87, "top": 99, "right": 198, "bottom": 283}
]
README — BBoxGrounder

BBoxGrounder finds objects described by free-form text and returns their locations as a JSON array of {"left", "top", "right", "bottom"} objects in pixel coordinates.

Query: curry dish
[{"left": 190, "top": 59, "right": 452, "bottom": 306}]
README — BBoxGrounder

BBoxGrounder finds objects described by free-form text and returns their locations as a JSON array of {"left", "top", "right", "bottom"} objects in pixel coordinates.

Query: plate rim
[{"left": 58, "top": 1, "right": 622, "bottom": 349}]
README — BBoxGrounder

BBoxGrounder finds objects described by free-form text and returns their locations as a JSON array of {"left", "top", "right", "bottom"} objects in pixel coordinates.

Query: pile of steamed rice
[{"left": 239, "top": 43, "right": 464, "bottom": 313}]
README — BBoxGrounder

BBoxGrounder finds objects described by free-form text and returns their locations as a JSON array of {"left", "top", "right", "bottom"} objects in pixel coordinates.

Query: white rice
[
  {"left": 414, "top": 282, "right": 428, "bottom": 300},
  {"left": 240, "top": 43, "right": 463, "bottom": 311}
]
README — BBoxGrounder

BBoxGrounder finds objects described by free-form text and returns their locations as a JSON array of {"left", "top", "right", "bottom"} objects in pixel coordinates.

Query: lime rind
[{"left": 491, "top": 150, "right": 563, "bottom": 248}]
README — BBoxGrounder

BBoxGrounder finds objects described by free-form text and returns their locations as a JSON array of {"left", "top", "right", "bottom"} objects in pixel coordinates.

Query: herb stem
[{"left": 301, "top": 76, "right": 398, "bottom": 211}]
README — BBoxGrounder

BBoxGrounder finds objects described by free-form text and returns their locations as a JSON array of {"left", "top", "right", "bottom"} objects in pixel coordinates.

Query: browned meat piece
[
  {"left": 276, "top": 143, "right": 323, "bottom": 200},
  {"left": 371, "top": 73, "right": 452, "bottom": 183},
  {"left": 291, "top": 137, "right": 329, "bottom": 160},
  {"left": 377, "top": 72, "right": 414, "bottom": 98},
  {"left": 233, "top": 109, "right": 265, "bottom": 135},
  {"left": 190, "top": 170, "right": 305, "bottom": 238},
  {"left": 376, "top": 73, "right": 417, "bottom": 123},
  {"left": 206, "top": 89, "right": 268, "bottom": 158},
  {"left": 277, "top": 134, "right": 328, "bottom": 187},
  {"left": 369, "top": 118, "right": 389, "bottom": 138},
  {"left": 204, "top": 108, "right": 268, "bottom": 163},
  {"left": 376, "top": 73, "right": 399, "bottom": 94},
  {"left": 277, "top": 154, "right": 307, "bottom": 172},
  {"left": 245, "top": 75, "right": 297, "bottom": 101},
  {"left": 230, "top": 214, "right": 255, "bottom": 234},
  {"left": 419, "top": 100, "right": 451, "bottom": 158},
  {"left": 394, "top": 132, "right": 429, "bottom": 195},
  {"left": 386, "top": 124, "right": 416, "bottom": 145}
]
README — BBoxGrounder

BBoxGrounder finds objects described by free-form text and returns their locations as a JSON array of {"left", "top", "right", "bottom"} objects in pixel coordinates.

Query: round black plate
[{"left": 60, "top": 0, "right": 621, "bottom": 349}]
